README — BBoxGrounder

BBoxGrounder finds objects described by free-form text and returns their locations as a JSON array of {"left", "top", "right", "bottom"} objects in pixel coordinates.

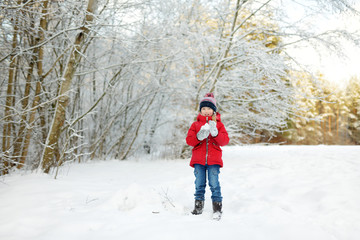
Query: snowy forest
[{"left": 1, "top": 0, "right": 360, "bottom": 175}]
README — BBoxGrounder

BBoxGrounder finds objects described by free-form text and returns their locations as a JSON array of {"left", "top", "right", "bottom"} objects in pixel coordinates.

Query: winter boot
[
  {"left": 191, "top": 200, "right": 204, "bottom": 215},
  {"left": 212, "top": 201, "right": 222, "bottom": 220}
]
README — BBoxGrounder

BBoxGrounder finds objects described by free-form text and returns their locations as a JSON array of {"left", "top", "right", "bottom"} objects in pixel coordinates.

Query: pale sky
[{"left": 283, "top": 1, "right": 360, "bottom": 87}]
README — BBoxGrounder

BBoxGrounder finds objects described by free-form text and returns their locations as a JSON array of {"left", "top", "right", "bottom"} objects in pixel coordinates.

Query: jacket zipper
[{"left": 205, "top": 117, "right": 208, "bottom": 165}]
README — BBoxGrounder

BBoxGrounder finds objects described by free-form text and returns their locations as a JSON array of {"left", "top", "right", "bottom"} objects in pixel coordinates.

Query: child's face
[{"left": 200, "top": 107, "right": 214, "bottom": 117}]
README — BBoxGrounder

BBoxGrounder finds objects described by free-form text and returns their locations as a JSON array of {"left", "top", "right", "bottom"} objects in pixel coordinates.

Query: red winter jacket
[{"left": 186, "top": 113, "right": 229, "bottom": 168}]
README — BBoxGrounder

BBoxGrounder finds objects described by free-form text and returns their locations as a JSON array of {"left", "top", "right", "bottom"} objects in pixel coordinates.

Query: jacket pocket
[
  {"left": 212, "top": 142, "right": 221, "bottom": 151},
  {"left": 193, "top": 142, "right": 203, "bottom": 151}
]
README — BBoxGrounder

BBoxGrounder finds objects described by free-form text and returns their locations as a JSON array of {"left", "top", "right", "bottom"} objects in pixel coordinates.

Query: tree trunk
[
  {"left": 18, "top": 0, "right": 50, "bottom": 169},
  {"left": 194, "top": 0, "right": 241, "bottom": 111},
  {"left": 12, "top": 56, "right": 35, "bottom": 169},
  {"left": 1, "top": 11, "right": 20, "bottom": 174},
  {"left": 40, "top": 0, "right": 98, "bottom": 173}
]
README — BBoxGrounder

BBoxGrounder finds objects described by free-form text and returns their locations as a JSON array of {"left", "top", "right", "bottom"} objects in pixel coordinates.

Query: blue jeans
[{"left": 193, "top": 164, "right": 222, "bottom": 202}]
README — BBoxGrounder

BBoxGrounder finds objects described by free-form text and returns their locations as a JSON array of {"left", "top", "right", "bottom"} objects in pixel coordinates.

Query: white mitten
[
  {"left": 209, "top": 120, "right": 218, "bottom": 137},
  {"left": 197, "top": 123, "right": 210, "bottom": 140}
]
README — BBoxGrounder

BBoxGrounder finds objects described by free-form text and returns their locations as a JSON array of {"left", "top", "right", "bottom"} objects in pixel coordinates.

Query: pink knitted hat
[{"left": 199, "top": 93, "right": 217, "bottom": 112}]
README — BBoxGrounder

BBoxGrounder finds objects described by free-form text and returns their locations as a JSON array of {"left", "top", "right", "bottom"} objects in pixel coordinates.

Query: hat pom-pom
[{"left": 205, "top": 93, "right": 214, "bottom": 98}]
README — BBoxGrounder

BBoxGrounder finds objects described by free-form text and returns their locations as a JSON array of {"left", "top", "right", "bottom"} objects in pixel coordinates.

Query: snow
[{"left": 1, "top": 145, "right": 360, "bottom": 240}]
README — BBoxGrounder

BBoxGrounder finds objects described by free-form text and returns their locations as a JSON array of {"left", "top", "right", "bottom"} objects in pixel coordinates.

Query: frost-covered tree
[
  {"left": 280, "top": 73, "right": 359, "bottom": 145},
  {"left": 345, "top": 77, "right": 360, "bottom": 144},
  {"left": 283, "top": 72, "right": 324, "bottom": 144}
]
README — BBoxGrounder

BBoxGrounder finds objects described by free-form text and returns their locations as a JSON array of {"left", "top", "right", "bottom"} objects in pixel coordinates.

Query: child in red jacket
[{"left": 186, "top": 93, "right": 229, "bottom": 219}]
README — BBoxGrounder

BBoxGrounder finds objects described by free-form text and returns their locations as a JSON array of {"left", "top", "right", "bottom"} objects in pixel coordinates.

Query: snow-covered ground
[{"left": 1, "top": 145, "right": 360, "bottom": 240}]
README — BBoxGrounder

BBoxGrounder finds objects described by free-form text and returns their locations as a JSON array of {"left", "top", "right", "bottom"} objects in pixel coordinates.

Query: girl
[{"left": 186, "top": 93, "right": 229, "bottom": 219}]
